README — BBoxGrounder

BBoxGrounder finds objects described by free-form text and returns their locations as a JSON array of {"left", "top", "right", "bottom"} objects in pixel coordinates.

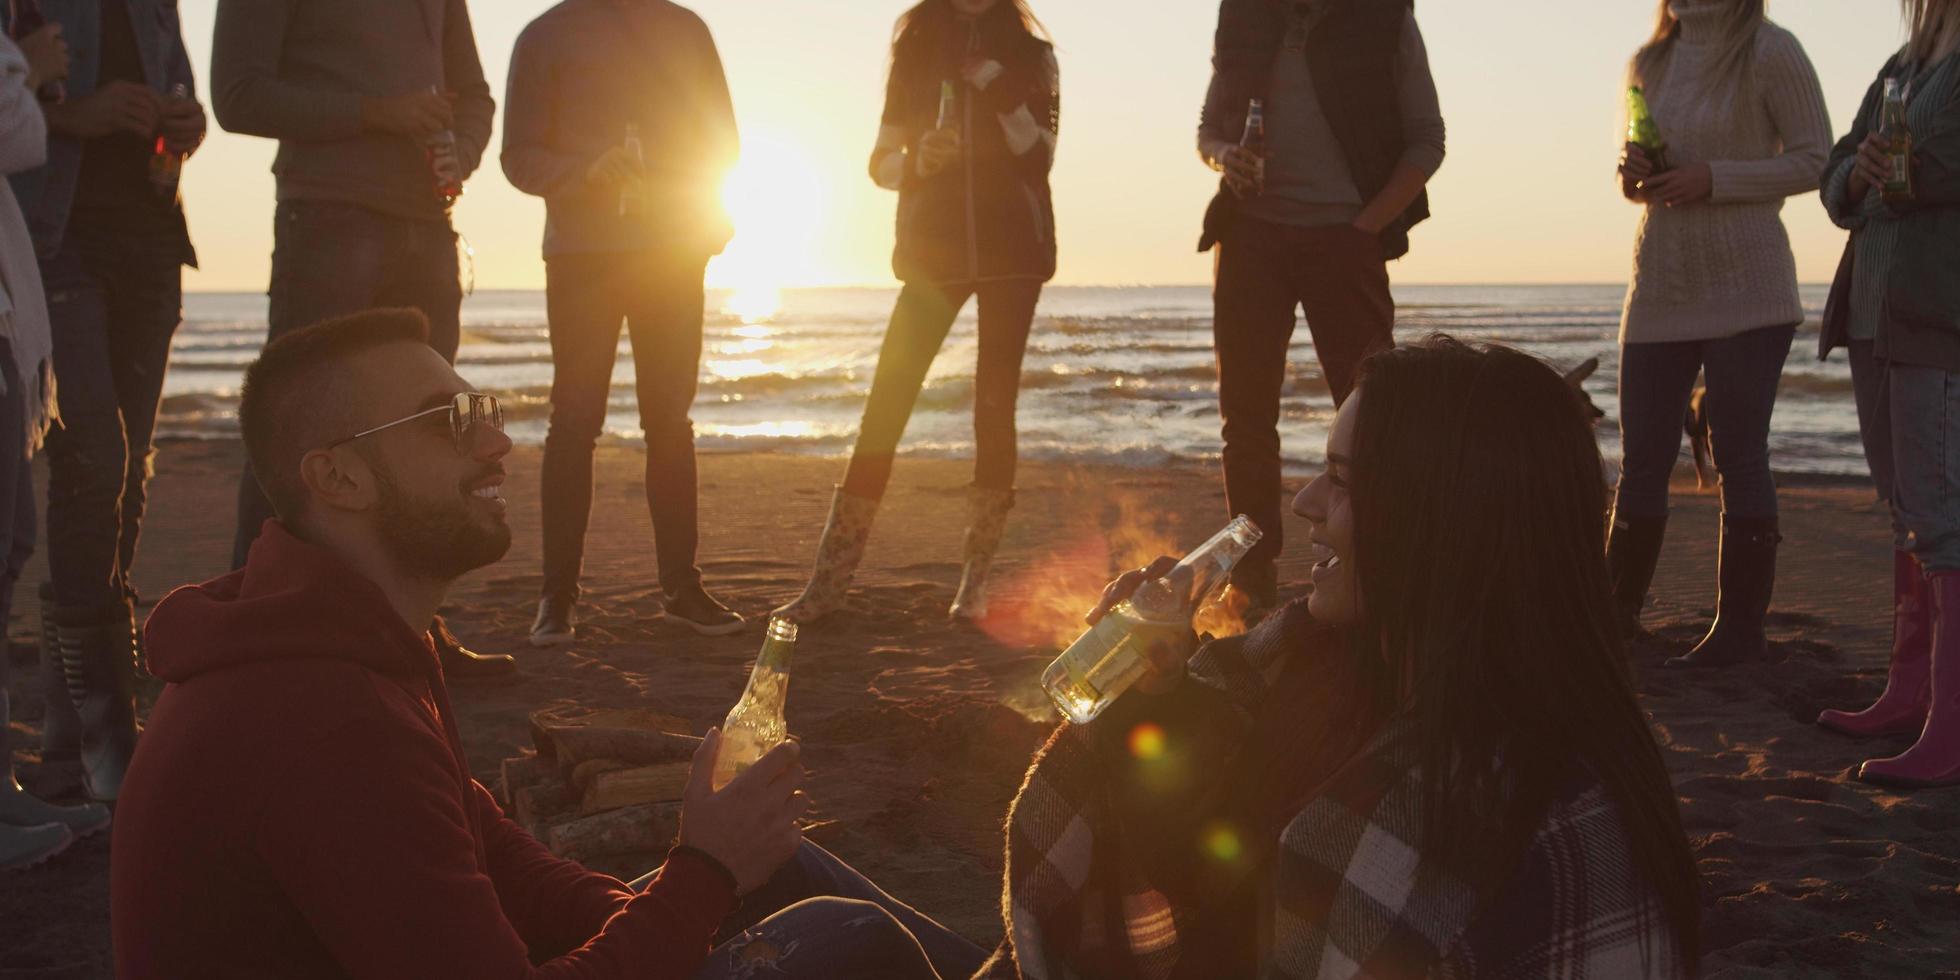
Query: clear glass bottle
[
  {"left": 149, "top": 83, "right": 190, "bottom": 199},
  {"left": 712, "top": 617, "right": 797, "bottom": 790},
  {"left": 1880, "top": 78, "right": 1914, "bottom": 204},
  {"left": 1041, "top": 516, "right": 1262, "bottom": 724},
  {"left": 425, "top": 88, "right": 462, "bottom": 206},
  {"left": 619, "top": 123, "right": 646, "bottom": 218}
]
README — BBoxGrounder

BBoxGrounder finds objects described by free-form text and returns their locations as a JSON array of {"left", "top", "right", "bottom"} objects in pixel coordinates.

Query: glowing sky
[{"left": 171, "top": 1, "right": 1907, "bottom": 292}]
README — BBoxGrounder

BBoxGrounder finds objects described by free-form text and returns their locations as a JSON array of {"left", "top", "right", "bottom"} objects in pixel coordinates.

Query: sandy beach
[{"left": 1, "top": 440, "right": 1953, "bottom": 979}]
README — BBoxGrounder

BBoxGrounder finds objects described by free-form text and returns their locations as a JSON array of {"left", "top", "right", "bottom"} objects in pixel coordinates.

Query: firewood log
[{"left": 546, "top": 802, "right": 683, "bottom": 863}]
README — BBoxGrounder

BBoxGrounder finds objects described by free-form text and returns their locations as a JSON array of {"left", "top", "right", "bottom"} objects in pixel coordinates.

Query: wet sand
[{"left": 1, "top": 441, "right": 1952, "bottom": 978}]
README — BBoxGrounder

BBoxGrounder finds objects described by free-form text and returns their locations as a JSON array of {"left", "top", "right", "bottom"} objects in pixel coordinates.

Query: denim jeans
[
  {"left": 1852, "top": 341, "right": 1960, "bottom": 571},
  {"left": 1212, "top": 216, "right": 1394, "bottom": 589},
  {"left": 541, "top": 250, "right": 709, "bottom": 600},
  {"left": 231, "top": 201, "right": 462, "bottom": 568},
  {"left": 1613, "top": 322, "right": 1797, "bottom": 522},
  {"left": 841, "top": 279, "right": 1041, "bottom": 500},
  {"left": 632, "top": 842, "right": 986, "bottom": 980},
  {"left": 39, "top": 206, "right": 183, "bottom": 608}
]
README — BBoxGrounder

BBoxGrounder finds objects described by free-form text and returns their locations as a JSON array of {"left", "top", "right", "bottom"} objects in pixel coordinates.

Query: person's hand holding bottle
[
  {"left": 676, "top": 730, "right": 810, "bottom": 894},
  {"left": 16, "top": 23, "right": 66, "bottom": 94},
  {"left": 916, "top": 128, "right": 961, "bottom": 178},
  {"left": 159, "top": 86, "right": 206, "bottom": 157},
  {"left": 1087, "top": 557, "right": 1198, "bottom": 696},
  {"left": 1219, "top": 144, "right": 1263, "bottom": 197}
]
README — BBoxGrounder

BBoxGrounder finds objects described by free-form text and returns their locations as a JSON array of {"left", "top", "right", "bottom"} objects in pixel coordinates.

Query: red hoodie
[{"left": 111, "top": 523, "right": 736, "bottom": 979}]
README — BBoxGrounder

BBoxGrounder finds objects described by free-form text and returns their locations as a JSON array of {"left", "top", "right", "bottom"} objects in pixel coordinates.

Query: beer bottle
[
  {"left": 712, "top": 617, "right": 797, "bottom": 790},
  {"left": 935, "top": 80, "right": 958, "bottom": 134},
  {"left": 1880, "top": 78, "right": 1914, "bottom": 204},
  {"left": 618, "top": 123, "right": 646, "bottom": 219},
  {"left": 1240, "top": 98, "right": 1267, "bottom": 157},
  {"left": 424, "top": 87, "right": 462, "bottom": 206},
  {"left": 1041, "top": 516, "right": 1263, "bottom": 724},
  {"left": 149, "top": 83, "right": 189, "bottom": 200},
  {"left": 1239, "top": 97, "right": 1267, "bottom": 194},
  {"left": 1625, "top": 86, "right": 1671, "bottom": 174},
  {"left": 9, "top": 0, "right": 63, "bottom": 103}
]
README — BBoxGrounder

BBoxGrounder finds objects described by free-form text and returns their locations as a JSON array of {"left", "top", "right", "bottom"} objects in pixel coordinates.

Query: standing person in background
[
  {"left": 0, "top": 21, "right": 111, "bottom": 871},
  {"left": 1608, "top": 0, "right": 1830, "bottom": 669},
  {"left": 1195, "top": 0, "right": 1445, "bottom": 618},
  {"left": 212, "top": 0, "right": 515, "bottom": 678},
  {"left": 503, "top": 0, "right": 745, "bottom": 647},
  {"left": 1814, "top": 0, "right": 1960, "bottom": 788},
  {"left": 775, "top": 0, "right": 1058, "bottom": 626},
  {"left": 3, "top": 0, "right": 204, "bottom": 803}
]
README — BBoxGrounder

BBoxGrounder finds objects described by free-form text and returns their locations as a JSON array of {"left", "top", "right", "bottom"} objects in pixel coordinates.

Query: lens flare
[
  {"left": 1127, "top": 722, "right": 1167, "bottom": 761},
  {"left": 1202, "top": 821, "right": 1244, "bottom": 863}
]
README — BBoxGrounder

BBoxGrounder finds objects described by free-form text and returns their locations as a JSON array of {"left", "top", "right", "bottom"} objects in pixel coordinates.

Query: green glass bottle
[{"left": 1625, "top": 86, "right": 1672, "bottom": 174}]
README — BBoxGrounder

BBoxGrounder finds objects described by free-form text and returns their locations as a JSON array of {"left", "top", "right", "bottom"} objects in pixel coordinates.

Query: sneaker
[
  {"left": 660, "top": 585, "right": 747, "bottom": 637},
  {"left": 530, "top": 595, "right": 575, "bottom": 648},
  {"left": 0, "top": 822, "right": 74, "bottom": 872}
]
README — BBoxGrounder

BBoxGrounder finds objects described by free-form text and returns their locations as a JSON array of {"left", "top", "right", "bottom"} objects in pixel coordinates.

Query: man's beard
[{"left": 368, "top": 457, "right": 511, "bottom": 581}]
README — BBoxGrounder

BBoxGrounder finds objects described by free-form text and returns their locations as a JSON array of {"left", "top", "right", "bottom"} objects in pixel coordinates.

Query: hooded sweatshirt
[{"left": 111, "top": 522, "right": 736, "bottom": 979}]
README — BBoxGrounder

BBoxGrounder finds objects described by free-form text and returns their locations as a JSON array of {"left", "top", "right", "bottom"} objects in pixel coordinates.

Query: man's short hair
[{"left": 238, "top": 309, "right": 433, "bottom": 521}]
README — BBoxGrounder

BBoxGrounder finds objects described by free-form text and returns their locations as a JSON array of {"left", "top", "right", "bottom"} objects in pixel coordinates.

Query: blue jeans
[
  {"left": 632, "top": 842, "right": 986, "bottom": 980},
  {"left": 231, "top": 201, "right": 462, "bottom": 568},
  {"left": 1852, "top": 341, "right": 1960, "bottom": 571},
  {"left": 1614, "top": 322, "right": 1797, "bottom": 522},
  {"left": 39, "top": 206, "right": 183, "bottom": 608}
]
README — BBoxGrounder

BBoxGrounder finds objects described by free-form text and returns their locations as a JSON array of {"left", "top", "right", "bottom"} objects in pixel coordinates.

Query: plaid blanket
[{"left": 980, "top": 602, "right": 1687, "bottom": 980}]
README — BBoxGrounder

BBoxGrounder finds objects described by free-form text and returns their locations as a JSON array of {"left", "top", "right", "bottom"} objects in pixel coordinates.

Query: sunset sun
[{"left": 709, "top": 133, "right": 826, "bottom": 322}]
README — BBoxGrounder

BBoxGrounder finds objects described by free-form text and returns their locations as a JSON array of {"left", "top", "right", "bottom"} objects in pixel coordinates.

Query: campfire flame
[{"left": 975, "top": 483, "right": 1246, "bottom": 650}]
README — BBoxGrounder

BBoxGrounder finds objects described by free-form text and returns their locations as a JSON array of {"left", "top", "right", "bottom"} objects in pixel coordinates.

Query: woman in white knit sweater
[{"left": 1608, "top": 0, "right": 1830, "bottom": 668}]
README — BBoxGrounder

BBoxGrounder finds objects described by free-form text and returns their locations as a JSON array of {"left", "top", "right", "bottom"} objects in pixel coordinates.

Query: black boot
[
  {"left": 36, "top": 582, "right": 79, "bottom": 760},
  {"left": 57, "top": 598, "right": 140, "bottom": 802},
  {"left": 1667, "top": 516, "right": 1780, "bottom": 669},
  {"left": 1606, "top": 512, "right": 1667, "bottom": 640}
]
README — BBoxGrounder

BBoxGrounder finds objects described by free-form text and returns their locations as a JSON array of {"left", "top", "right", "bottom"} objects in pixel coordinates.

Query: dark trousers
[
  {"left": 633, "top": 841, "right": 986, "bottom": 980},
  {"left": 0, "top": 337, "right": 34, "bottom": 760},
  {"left": 1212, "top": 216, "right": 1393, "bottom": 586},
  {"left": 540, "top": 250, "right": 708, "bottom": 600},
  {"left": 1613, "top": 322, "right": 1796, "bottom": 522},
  {"left": 232, "top": 201, "right": 462, "bottom": 568},
  {"left": 40, "top": 207, "right": 184, "bottom": 607},
  {"left": 841, "top": 279, "right": 1040, "bottom": 500}
]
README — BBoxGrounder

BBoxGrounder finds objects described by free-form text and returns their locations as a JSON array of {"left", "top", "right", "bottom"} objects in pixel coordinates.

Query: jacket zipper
[{"left": 963, "top": 22, "right": 981, "bottom": 283}]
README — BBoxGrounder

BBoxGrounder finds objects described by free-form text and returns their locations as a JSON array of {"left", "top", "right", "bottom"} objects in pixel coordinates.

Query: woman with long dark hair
[
  {"left": 777, "top": 0, "right": 1058, "bottom": 624},
  {"left": 1814, "top": 0, "right": 1960, "bottom": 788},
  {"left": 984, "top": 337, "right": 1699, "bottom": 978},
  {"left": 1609, "top": 0, "right": 1830, "bottom": 667}
]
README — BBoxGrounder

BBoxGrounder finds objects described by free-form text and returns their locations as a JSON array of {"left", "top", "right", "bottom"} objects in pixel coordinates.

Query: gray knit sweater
[{"left": 1619, "top": 7, "right": 1831, "bottom": 345}]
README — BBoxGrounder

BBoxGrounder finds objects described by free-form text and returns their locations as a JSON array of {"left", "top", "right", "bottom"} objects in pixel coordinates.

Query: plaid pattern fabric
[{"left": 982, "top": 605, "right": 1687, "bottom": 980}]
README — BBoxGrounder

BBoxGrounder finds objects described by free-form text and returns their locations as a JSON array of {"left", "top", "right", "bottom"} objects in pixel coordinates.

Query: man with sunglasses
[
  {"left": 111, "top": 308, "right": 984, "bottom": 977},
  {"left": 211, "top": 0, "right": 513, "bottom": 677}
]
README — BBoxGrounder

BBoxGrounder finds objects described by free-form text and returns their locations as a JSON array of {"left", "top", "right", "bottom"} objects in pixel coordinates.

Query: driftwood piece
[
  {"left": 529, "top": 707, "right": 701, "bottom": 771},
  {"left": 497, "top": 752, "right": 557, "bottom": 810},
  {"left": 568, "top": 759, "right": 628, "bottom": 790},
  {"left": 577, "top": 762, "right": 693, "bottom": 817},
  {"left": 514, "top": 780, "right": 577, "bottom": 839},
  {"left": 546, "top": 802, "right": 683, "bottom": 863}
]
